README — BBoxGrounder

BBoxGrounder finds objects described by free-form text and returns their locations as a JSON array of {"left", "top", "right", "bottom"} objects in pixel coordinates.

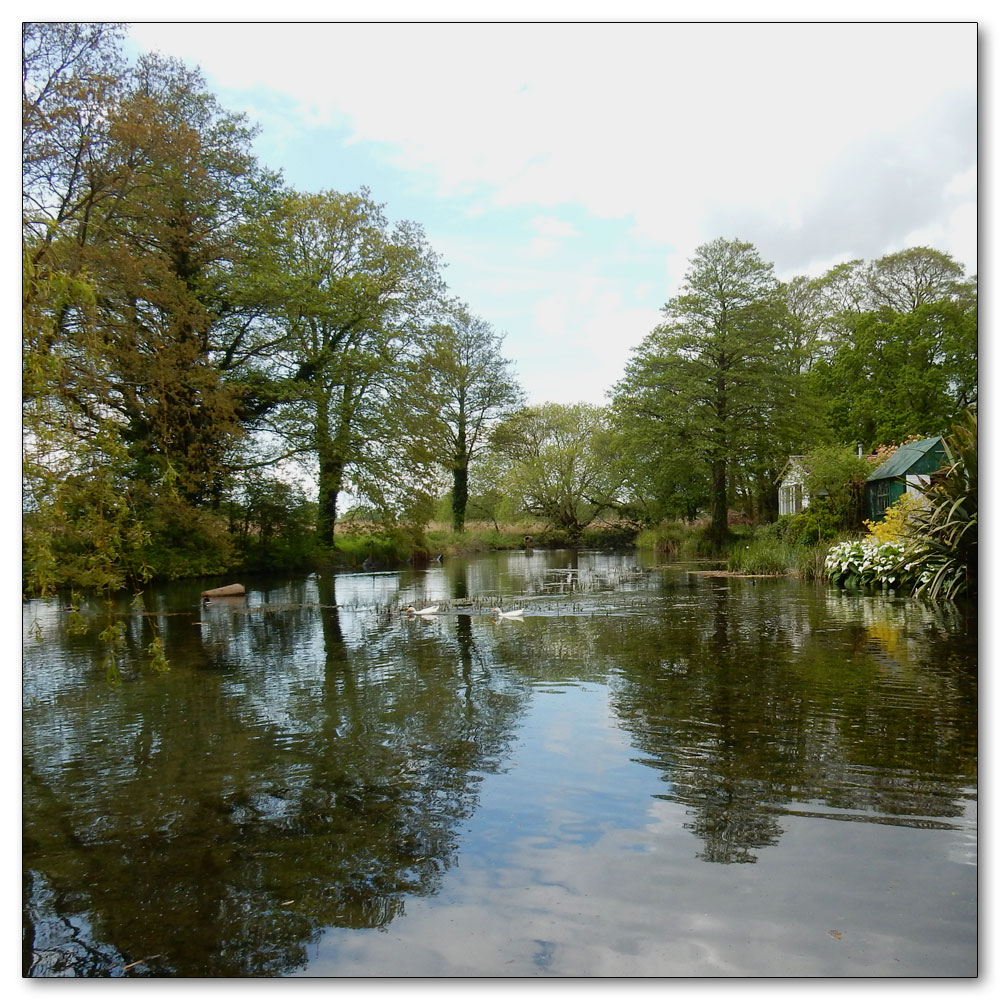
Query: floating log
[{"left": 201, "top": 584, "right": 246, "bottom": 598}]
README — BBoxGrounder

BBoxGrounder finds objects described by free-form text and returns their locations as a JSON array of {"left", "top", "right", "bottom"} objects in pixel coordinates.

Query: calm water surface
[{"left": 22, "top": 550, "right": 978, "bottom": 977}]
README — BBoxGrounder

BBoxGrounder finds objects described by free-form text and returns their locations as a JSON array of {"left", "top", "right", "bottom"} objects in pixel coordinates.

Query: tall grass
[
  {"left": 331, "top": 530, "right": 419, "bottom": 569},
  {"left": 635, "top": 521, "right": 689, "bottom": 556},
  {"left": 725, "top": 538, "right": 797, "bottom": 575},
  {"left": 425, "top": 519, "right": 546, "bottom": 556},
  {"left": 794, "top": 541, "right": 831, "bottom": 582}
]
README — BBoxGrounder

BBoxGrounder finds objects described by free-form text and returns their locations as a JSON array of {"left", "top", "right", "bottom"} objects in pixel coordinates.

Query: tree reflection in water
[
  {"left": 23, "top": 572, "right": 531, "bottom": 976},
  {"left": 22, "top": 557, "right": 976, "bottom": 975},
  {"left": 608, "top": 577, "right": 976, "bottom": 864}
]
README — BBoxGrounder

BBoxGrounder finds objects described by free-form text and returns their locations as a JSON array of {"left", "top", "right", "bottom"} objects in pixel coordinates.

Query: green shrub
[
  {"left": 802, "top": 444, "right": 872, "bottom": 531},
  {"left": 752, "top": 518, "right": 792, "bottom": 542},
  {"left": 897, "top": 407, "right": 977, "bottom": 600},
  {"left": 331, "top": 530, "right": 416, "bottom": 569},
  {"left": 680, "top": 525, "right": 722, "bottom": 557},
  {"left": 777, "top": 499, "right": 843, "bottom": 545},
  {"left": 580, "top": 524, "right": 639, "bottom": 548},
  {"left": 636, "top": 520, "right": 690, "bottom": 556}
]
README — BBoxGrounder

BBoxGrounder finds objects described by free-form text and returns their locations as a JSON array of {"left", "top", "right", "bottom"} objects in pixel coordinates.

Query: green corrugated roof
[{"left": 866, "top": 437, "right": 946, "bottom": 482}]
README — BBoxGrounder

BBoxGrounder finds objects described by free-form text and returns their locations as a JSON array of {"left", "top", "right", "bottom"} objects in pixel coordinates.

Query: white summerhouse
[{"left": 776, "top": 456, "right": 810, "bottom": 516}]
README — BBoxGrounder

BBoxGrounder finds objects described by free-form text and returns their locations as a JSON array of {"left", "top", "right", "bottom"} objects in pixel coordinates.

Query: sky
[{"left": 117, "top": 14, "right": 979, "bottom": 407}]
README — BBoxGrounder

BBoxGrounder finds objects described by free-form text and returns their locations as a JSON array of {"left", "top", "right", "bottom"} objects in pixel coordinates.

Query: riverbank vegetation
[{"left": 23, "top": 23, "right": 977, "bottom": 603}]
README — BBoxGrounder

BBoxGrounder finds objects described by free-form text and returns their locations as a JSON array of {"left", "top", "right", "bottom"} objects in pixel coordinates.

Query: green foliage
[
  {"left": 801, "top": 445, "right": 873, "bottom": 530},
  {"left": 243, "top": 187, "right": 446, "bottom": 546},
  {"left": 330, "top": 530, "right": 418, "bottom": 570},
  {"left": 490, "top": 402, "right": 625, "bottom": 539},
  {"left": 806, "top": 252, "right": 976, "bottom": 449},
  {"left": 98, "top": 619, "right": 128, "bottom": 684},
  {"left": 680, "top": 525, "right": 733, "bottom": 558},
  {"left": 613, "top": 238, "right": 822, "bottom": 541},
  {"left": 139, "top": 494, "right": 235, "bottom": 581},
  {"left": 225, "top": 476, "right": 320, "bottom": 572},
  {"left": 424, "top": 525, "right": 524, "bottom": 555},
  {"left": 146, "top": 634, "right": 170, "bottom": 674},
  {"left": 635, "top": 521, "right": 691, "bottom": 557},
  {"left": 23, "top": 23, "right": 259, "bottom": 593},
  {"left": 411, "top": 304, "right": 524, "bottom": 532},
  {"left": 779, "top": 500, "right": 844, "bottom": 546},
  {"left": 22, "top": 416, "right": 153, "bottom": 597},
  {"left": 898, "top": 408, "right": 977, "bottom": 600}
]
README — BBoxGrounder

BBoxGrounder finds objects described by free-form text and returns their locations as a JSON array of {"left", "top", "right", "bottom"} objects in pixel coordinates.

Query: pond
[{"left": 22, "top": 549, "right": 978, "bottom": 977}]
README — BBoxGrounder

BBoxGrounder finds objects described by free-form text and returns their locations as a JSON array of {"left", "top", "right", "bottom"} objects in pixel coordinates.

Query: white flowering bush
[{"left": 824, "top": 537, "right": 929, "bottom": 592}]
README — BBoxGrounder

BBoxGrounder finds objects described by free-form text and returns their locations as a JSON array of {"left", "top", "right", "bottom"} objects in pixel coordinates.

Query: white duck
[
  {"left": 492, "top": 607, "right": 524, "bottom": 619},
  {"left": 405, "top": 605, "right": 439, "bottom": 617}
]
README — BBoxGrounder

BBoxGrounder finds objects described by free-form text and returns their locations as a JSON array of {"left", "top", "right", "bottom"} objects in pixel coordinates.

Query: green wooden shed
[{"left": 864, "top": 436, "right": 947, "bottom": 521}]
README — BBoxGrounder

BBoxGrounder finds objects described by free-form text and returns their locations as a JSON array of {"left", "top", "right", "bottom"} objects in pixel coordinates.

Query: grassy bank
[
  {"left": 635, "top": 521, "right": 754, "bottom": 559},
  {"left": 635, "top": 518, "right": 835, "bottom": 580},
  {"left": 330, "top": 519, "right": 640, "bottom": 571}
]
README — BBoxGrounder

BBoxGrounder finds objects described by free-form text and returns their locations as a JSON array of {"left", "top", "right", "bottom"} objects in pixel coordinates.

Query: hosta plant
[{"left": 824, "top": 537, "right": 927, "bottom": 593}]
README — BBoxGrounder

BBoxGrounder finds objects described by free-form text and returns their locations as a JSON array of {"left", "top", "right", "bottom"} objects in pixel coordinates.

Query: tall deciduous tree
[
  {"left": 413, "top": 305, "right": 523, "bottom": 532},
  {"left": 23, "top": 22, "right": 271, "bottom": 588},
  {"left": 807, "top": 297, "right": 977, "bottom": 448},
  {"left": 613, "top": 238, "right": 814, "bottom": 543},
  {"left": 253, "top": 189, "right": 445, "bottom": 545}
]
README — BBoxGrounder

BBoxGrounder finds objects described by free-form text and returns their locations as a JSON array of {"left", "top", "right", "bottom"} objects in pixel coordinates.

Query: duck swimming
[{"left": 405, "top": 605, "right": 439, "bottom": 616}]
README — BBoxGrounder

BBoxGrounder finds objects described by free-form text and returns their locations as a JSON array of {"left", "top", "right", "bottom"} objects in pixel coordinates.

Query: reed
[{"left": 726, "top": 538, "right": 797, "bottom": 575}]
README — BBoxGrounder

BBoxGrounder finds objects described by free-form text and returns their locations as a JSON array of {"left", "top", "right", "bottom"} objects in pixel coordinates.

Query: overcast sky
[{"left": 124, "top": 15, "right": 978, "bottom": 406}]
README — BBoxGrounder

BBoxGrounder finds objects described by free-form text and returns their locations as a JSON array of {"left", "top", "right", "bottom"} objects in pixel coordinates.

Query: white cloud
[
  {"left": 531, "top": 216, "right": 580, "bottom": 239},
  {"left": 520, "top": 278, "right": 663, "bottom": 405},
  {"left": 524, "top": 215, "right": 580, "bottom": 258},
  {"left": 126, "top": 22, "right": 976, "bottom": 277},
  {"left": 945, "top": 165, "right": 977, "bottom": 200}
]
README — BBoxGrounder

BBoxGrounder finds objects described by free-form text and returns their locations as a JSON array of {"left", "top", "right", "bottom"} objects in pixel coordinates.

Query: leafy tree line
[
  {"left": 609, "top": 239, "right": 976, "bottom": 546},
  {"left": 22, "top": 23, "right": 524, "bottom": 594},
  {"left": 23, "top": 24, "right": 977, "bottom": 596}
]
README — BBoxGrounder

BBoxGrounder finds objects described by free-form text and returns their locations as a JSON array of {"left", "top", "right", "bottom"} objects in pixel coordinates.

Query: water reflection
[
  {"left": 24, "top": 573, "right": 532, "bottom": 975},
  {"left": 22, "top": 552, "right": 976, "bottom": 976},
  {"left": 605, "top": 578, "right": 976, "bottom": 865}
]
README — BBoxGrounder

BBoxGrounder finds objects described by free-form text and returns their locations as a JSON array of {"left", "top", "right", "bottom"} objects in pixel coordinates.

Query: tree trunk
[
  {"left": 710, "top": 456, "right": 729, "bottom": 546},
  {"left": 710, "top": 373, "right": 730, "bottom": 546},
  {"left": 315, "top": 396, "right": 344, "bottom": 547},
  {"left": 316, "top": 451, "right": 343, "bottom": 547},
  {"left": 451, "top": 461, "right": 468, "bottom": 533},
  {"left": 451, "top": 419, "right": 469, "bottom": 533}
]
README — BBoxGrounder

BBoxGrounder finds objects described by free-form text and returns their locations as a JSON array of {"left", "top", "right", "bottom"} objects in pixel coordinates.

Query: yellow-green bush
[{"left": 864, "top": 492, "right": 924, "bottom": 544}]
